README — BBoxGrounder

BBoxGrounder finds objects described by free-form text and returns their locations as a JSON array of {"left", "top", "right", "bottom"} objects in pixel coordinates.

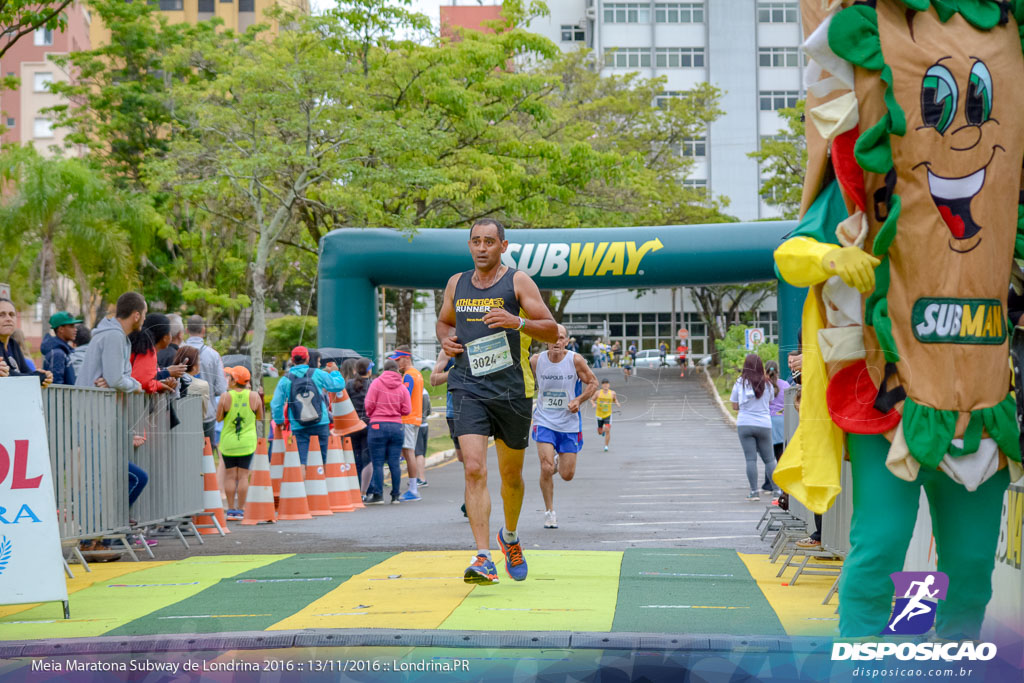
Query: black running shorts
[
  {"left": 450, "top": 391, "right": 532, "bottom": 450},
  {"left": 597, "top": 417, "right": 612, "bottom": 430},
  {"left": 222, "top": 453, "right": 254, "bottom": 470}
]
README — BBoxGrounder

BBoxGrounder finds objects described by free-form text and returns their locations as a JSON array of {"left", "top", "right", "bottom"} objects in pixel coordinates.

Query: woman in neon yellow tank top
[{"left": 216, "top": 366, "right": 264, "bottom": 520}]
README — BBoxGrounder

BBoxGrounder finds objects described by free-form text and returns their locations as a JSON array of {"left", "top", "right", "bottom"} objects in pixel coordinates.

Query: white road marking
[
  {"left": 601, "top": 534, "right": 760, "bottom": 543},
  {"left": 609, "top": 520, "right": 754, "bottom": 526}
]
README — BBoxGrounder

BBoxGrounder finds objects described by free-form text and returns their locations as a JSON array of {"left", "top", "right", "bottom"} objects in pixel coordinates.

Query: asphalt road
[{"left": 160, "top": 367, "right": 772, "bottom": 558}]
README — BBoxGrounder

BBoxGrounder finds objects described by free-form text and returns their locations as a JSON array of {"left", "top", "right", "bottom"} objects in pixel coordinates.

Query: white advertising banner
[{"left": 0, "top": 377, "right": 68, "bottom": 608}]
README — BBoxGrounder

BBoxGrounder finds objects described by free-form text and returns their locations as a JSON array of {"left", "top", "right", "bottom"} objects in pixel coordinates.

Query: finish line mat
[{"left": 0, "top": 550, "right": 842, "bottom": 641}]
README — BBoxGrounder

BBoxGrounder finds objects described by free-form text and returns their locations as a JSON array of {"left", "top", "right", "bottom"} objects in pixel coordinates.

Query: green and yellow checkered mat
[{"left": 0, "top": 549, "right": 842, "bottom": 640}]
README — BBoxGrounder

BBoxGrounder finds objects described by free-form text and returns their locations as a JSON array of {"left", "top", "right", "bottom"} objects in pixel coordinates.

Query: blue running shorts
[{"left": 532, "top": 425, "right": 583, "bottom": 454}]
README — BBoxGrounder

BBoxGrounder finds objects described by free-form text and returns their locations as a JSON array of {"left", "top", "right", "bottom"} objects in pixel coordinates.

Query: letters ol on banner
[{"left": 0, "top": 377, "right": 69, "bottom": 611}]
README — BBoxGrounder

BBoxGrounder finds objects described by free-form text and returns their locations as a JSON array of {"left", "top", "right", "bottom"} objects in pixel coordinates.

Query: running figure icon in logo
[{"left": 885, "top": 571, "right": 949, "bottom": 635}]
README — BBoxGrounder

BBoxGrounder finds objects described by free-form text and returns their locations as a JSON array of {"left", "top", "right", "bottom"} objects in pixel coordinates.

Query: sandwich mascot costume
[{"left": 775, "top": 0, "right": 1024, "bottom": 638}]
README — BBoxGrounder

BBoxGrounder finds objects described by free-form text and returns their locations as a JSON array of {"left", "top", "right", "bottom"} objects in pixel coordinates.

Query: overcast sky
[{"left": 314, "top": 0, "right": 448, "bottom": 30}]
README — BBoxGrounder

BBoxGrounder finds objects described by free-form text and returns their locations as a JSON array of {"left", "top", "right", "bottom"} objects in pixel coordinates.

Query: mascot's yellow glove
[{"left": 820, "top": 246, "right": 880, "bottom": 293}]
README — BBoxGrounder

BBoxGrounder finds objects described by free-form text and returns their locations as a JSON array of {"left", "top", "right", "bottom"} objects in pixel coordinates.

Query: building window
[
  {"left": 158, "top": 0, "right": 183, "bottom": 9},
  {"left": 655, "top": 91, "right": 685, "bottom": 108},
  {"left": 33, "top": 27, "right": 53, "bottom": 46},
  {"left": 6, "top": 118, "right": 14, "bottom": 127},
  {"left": 757, "top": 1, "right": 798, "bottom": 23},
  {"left": 654, "top": 47, "right": 705, "bottom": 68},
  {"left": 239, "top": 0, "right": 255, "bottom": 10},
  {"left": 33, "top": 72, "right": 53, "bottom": 92},
  {"left": 655, "top": 2, "right": 704, "bottom": 23},
  {"left": 33, "top": 117, "right": 53, "bottom": 138},
  {"left": 758, "top": 47, "right": 800, "bottom": 68},
  {"left": 604, "top": 47, "right": 652, "bottom": 69},
  {"left": 220, "top": 0, "right": 232, "bottom": 4},
  {"left": 560, "top": 24, "right": 585, "bottom": 42},
  {"left": 603, "top": 3, "right": 651, "bottom": 24},
  {"left": 198, "top": 0, "right": 214, "bottom": 10},
  {"left": 680, "top": 137, "right": 706, "bottom": 157},
  {"left": 683, "top": 179, "right": 708, "bottom": 193},
  {"left": 759, "top": 90, "right": 799, "bottom": 111}
]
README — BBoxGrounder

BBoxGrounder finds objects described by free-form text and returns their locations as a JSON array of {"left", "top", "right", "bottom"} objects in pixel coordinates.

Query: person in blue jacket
[
  {"left": 270, "top": 345, "right": 344, "bottom": 466},
  {"left": 42, "top": 311, "right": 82, "bottom": 385}
]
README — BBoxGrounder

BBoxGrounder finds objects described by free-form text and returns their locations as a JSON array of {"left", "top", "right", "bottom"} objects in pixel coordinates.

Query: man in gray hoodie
[{"left": 76, "top": 292, "right": 146, "bottom": 392}]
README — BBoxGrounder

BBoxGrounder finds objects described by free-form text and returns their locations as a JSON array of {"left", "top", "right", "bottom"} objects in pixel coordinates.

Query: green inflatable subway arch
[{"left": 317, "top": 223, "right": 803, "bottom": 363}]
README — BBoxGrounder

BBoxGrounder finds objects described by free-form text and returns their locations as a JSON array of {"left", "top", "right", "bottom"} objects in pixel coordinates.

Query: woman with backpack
[
  {"left": 270, "top": 345, "right": 344, "bottom": 466},
  {"left": 362, "top": 359, "right": 411, "bottom": 505}
]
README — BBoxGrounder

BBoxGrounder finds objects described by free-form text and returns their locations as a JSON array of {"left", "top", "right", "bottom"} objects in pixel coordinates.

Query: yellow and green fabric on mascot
[{"left": 776, "top": 0, "right": 1024, "bottom": 638}]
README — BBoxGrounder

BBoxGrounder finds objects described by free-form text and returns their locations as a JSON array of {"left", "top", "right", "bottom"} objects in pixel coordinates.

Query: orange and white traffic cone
[
  {"left": 277, "top": 434, "right": 312, "bottom": 521},
  {"left": 194, "top": 437, "right": 229, "bottom": 535},
  {"left": 270, "top": 428, "right": 285, "bottom": 503},
  {"left": 325, "top": 435, "right": 354, "bottom": 512},
  {"left": 342, "top": 436, "right": 365, "bottom": 510},
  {"left": 242, "top": 438, "right": 276, "bottom": 525},
  {"left": 331, "top": 388, "right": 367, "bottom": 436},
  {"left": 304, "top": 436, "right": 333, "bottom": 516}
]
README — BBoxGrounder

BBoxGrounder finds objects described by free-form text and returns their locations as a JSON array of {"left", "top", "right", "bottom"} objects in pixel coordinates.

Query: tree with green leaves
[
  {"left": 0, "top": 0, "right": 76, "bottom": 63},
  {"left": 747, "top": 100, "right": 806, "bottom": 219},
  {"left": 153, "top": 10, "right": 372, "bottom": 382},
  {"left": 0, "top": 146, "right": 161, "bottom": 330},
  {"left": 691, "top": 282, "right": 776, "bottom": 365}
]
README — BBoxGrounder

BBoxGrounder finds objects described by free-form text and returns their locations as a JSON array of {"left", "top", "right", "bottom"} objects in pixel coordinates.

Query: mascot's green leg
[
  {"left": 839, "top": 433, "right": 1009, "bottom": 639},
  {"left": 839, "top": 433, "right": 922, "bottom": 637},
  {"left": 925, "top": 463, "right": 1008, "bottom": 640}
]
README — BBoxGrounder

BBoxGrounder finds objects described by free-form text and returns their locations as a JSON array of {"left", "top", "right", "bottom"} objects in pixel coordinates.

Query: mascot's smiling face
[
  {"left": 914, "top": 57, "right": 998, "bottom": 250},
  {"left": 884, "top": 7, "right": 1024, "bottom": 256}
]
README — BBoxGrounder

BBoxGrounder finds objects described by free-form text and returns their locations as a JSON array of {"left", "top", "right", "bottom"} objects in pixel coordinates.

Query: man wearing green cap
[{"left": 43, "top": 311, "right": 82, "bottom": 385}]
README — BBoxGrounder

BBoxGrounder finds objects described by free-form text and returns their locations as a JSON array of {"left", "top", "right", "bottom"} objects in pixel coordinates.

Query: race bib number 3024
[{"left": 465, "top": 331, "right": 513, "bottom": 377}]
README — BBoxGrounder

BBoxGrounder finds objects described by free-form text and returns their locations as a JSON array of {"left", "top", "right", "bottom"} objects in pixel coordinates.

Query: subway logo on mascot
[
  {"left": 502, "top": 239, "right": 664, "bottom": 278},
  {"left": 912, "top": 298, "right": 1005, "bottom": 344}
]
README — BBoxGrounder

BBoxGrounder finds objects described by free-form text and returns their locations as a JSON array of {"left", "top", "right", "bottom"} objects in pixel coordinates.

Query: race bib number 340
[
  {"left": 542, "top": 390, "right": 569, "bottom": 411},
  {"left": 465, "top": 331, "right": 514, "bottom": 377}
]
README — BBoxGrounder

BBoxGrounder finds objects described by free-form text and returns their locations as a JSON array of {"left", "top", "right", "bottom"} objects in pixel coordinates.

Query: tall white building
[
  {"left": 401, "top": 1, "right": 800, "bottom": 360},
  {"left": 523, "top": 0, "right": 803, "bottom": 220}
]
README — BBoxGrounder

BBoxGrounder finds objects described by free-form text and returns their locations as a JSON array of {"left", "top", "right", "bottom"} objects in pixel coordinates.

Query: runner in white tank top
[{"left": 530, "top": 324, "right": 599, "bottom": 529}]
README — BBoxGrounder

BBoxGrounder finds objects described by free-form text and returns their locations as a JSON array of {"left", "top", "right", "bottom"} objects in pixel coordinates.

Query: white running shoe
[
  {"left": 544, "top": 510, "right": 558, "bottom": 529},
  {"left": 603, "top": 446, "right": 609, "bottom": 452},
  {"left": 553, "top": 454, "right": 559, "bottom": 469}
]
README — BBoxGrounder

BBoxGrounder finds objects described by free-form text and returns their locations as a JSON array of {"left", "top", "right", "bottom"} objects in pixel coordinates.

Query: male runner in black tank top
[{"left": 436, "top": 218, "right": 558, "bottom": 585}]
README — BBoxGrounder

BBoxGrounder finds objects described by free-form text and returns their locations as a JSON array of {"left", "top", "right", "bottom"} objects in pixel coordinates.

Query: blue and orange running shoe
[
  {"left": 496, "top": 529, "right": 528, "bottom": 581},
  {"left": 464, "top": 554, "right": 499, "bottom": 585}
]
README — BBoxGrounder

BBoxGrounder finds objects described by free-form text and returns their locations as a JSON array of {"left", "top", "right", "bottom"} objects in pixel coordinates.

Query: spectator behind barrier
[
  {"left": 69, "top": 324, "right": 92, "bottom": 377},
  {"left": 174, "top": 344, "right": 211, "bottom": 418},
  {"left": 157, "top": 313, "right": 184, "bottom": 368},
  {"left": 130, "top": 313, "right": 187, "bottom": 394},
  {"left": 76, "top": 292, "right": 146, "bottom": 392},
  {"left": 74, "top": 292, "right": 150, "bottom": 559},
  {"left": 0, "top": 297, "right": 52, "bottom": 387},
  {"left": 43, "top": 311, "right": 82, "bottom": 385},
  {"left": 183, "top": 314, "right": 227, "bottom": 448}
]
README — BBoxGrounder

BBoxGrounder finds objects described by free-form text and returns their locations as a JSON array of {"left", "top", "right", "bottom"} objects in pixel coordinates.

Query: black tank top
[{"left": 448, "top": 267, "right": 534, "bottom": 400}]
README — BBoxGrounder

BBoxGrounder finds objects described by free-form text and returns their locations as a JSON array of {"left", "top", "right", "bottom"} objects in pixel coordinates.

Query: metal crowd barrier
[
  {"left": 43, "top": 386, "right": 130, "bottom": 541},
  {"left": 42, "top": 386, "right": 205, "bottom": 546},
  {"left": 125, "top": 394, "right": 205, "bottom": 528}
]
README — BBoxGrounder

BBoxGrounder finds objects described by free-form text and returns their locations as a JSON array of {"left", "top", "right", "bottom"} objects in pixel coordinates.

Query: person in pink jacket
[{"left": 363, "top": 359, "right": 411, "bottom": 504}]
